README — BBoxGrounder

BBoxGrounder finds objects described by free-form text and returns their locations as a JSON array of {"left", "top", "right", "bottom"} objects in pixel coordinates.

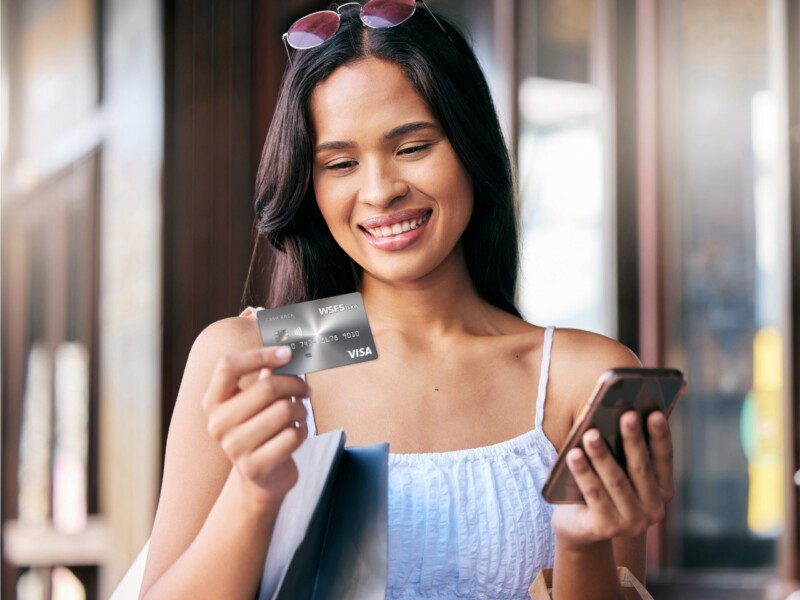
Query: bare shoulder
[
  {"left": 549, "top": 328, "right": 641, "bottom": 420},
  {"left": 189, "top": 313, "right": 263, "bottom": 364},
  {"left": 551, "top": 328, "right": 640, "bottom": 372}
]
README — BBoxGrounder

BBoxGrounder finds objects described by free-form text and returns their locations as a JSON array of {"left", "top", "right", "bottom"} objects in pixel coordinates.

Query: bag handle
[{"left": 529, "top": 567, "right": 655, "bottom": 600}]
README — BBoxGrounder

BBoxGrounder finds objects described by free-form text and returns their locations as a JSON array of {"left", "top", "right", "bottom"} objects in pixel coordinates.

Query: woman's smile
[{"left": 359, "top": 208, "right": 432, "bottom": 250}]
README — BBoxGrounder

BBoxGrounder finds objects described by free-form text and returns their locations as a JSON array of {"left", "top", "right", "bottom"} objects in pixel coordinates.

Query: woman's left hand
[{"left": 551, "top": 410, "right": 675, "bottom": 547}]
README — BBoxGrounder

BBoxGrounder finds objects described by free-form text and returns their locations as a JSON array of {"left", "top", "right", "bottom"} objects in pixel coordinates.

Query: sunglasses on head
[{"left": 282, "top": 0, "right": 449, "bottom": 61}]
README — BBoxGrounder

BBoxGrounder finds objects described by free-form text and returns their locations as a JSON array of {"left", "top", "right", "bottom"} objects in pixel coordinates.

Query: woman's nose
[{"left": 357, "top": 160, "right": 409, "bottom": 207}]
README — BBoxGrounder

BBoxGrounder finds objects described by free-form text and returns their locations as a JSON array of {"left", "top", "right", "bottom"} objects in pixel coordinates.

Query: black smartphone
[{"left": 541, "top": 367, "right": 687, "bottom": 504}]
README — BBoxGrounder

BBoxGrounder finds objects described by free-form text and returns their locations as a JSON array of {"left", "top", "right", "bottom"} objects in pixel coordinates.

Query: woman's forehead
[{"left": 309, "top": 57, "right": 437, "bottom": 141}]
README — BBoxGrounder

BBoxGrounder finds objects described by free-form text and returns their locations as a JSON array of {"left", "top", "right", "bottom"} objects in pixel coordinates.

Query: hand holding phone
[{"left": 542, "top": 367, "right": 686, "bottom": 504}]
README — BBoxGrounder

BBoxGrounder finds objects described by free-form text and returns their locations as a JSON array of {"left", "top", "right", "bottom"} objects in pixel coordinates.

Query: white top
[
  {"left": 380, "top": 326, "right": 558, "bottom": 599},
  {"left": 245, "top": 307, "right": 558, "bottom": 598}
]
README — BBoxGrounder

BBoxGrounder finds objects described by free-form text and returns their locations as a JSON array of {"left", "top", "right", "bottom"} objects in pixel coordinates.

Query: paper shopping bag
[{"left": 258, "top": 429, "right": 388, "bottom": 600}]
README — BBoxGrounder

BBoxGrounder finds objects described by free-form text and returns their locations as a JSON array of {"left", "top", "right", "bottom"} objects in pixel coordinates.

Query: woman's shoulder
[
  {"left": 478, "top": 306, "right": 638, "bottom": 373},
  {"left": 189, "top": 312, "right": 263, "bottom": 365},
  {"left": 552, "top": 327, "right": 640, "bottom": 368},
  {"left": 169, "top": 313, "right": 264, "bottom": 436},
  {"left": 548, "top": 327, "right": 641, "bottom": 418}
]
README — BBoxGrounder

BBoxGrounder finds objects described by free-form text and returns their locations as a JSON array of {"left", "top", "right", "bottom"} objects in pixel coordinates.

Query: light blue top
[{"left": 303, "top": 326, "right": 559, "bottom": 599}]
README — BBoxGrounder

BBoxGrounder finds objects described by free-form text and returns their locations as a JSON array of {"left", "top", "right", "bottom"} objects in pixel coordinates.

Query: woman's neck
[{"left": 359, "top": 249, "right": 501, "bottom": 339}]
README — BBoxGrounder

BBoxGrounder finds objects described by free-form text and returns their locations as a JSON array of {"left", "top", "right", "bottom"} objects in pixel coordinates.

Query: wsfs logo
[
  {"left": 318, "top": 302, "right": 357, "bottom": 315},
  {"left": 347, "top": 347, "right": 373, "bottom": 358}
]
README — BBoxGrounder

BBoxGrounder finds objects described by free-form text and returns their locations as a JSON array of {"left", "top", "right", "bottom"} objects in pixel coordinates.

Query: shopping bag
[{"left": 258, "top": 429, "right": 389, "bottom": 600}]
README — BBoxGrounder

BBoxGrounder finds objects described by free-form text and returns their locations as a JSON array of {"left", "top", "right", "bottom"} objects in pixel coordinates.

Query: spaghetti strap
[
  {"left": 243, "top": 307, "right": 318, "bottom": 437},
  {"left": 535, "top": 326, "right": 555, "bottom": 431},
  {"left": 299, "top": 388, "right": 317, "bottom": 437}
]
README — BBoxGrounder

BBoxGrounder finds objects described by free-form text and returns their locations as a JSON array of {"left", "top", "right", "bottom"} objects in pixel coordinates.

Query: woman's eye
[
  {"left": 398, "top": 143, "right": 433, "bottom": 156},
  {"left": 326, "top": 160, "right": 357, "bottom": 171}
]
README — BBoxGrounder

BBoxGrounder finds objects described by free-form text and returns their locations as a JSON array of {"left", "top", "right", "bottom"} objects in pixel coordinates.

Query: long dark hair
[{"left": 250, "top": 4, "right": 520, "bottom": 316}]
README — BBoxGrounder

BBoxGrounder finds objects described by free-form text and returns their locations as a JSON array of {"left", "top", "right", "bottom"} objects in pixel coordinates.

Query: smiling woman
[
  {"left": 138, "top": 3, "right": 670, "bottom": 600},
  {"left": 254, "top": 1, "right": 519, "bottom": 314}
]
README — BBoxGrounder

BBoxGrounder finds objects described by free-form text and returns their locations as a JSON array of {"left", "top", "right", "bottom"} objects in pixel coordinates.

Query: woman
[{"left": 140, "top": 2, "right": 674, "bottom": 598}]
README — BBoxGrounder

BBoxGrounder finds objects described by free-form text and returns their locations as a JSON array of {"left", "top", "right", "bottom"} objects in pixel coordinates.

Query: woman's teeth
[{"left": 366, "top": 212, "right": 430, "bottom": 238}]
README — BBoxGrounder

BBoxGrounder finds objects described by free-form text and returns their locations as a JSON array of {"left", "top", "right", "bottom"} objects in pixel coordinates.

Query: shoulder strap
[{"left": 535, "top": 326, "right": 555, "bottom": 431}]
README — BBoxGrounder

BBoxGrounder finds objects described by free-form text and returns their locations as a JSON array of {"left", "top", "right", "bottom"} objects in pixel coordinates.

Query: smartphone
[{"left": 541, "top": 367, "right": 687, "bottom": 504}]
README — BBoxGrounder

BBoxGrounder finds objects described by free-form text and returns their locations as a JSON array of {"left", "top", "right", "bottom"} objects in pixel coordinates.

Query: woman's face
[{"left": 310, "top": 57, "right": 473, "bottom": 286}]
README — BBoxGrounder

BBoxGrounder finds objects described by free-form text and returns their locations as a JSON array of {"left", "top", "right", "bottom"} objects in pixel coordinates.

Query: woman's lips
[
  {"left": 360, "top": 210, "right": 432, "bottom": 251},
  {"left": 358, "top": 208, "right": 431, "bottom": 230}
]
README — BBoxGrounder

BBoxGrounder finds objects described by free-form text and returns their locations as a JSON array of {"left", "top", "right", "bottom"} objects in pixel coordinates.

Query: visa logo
[
  {"left": 347, "top": 347, "right": 373, "bottom": 358},
  {"left": 318, "top": 303, "right": 346, "bottom": 315}
]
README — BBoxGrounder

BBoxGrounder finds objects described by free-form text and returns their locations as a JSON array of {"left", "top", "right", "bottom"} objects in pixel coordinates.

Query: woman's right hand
[{"left": 201, "top": 345, "right": 310, "bottom": 504}]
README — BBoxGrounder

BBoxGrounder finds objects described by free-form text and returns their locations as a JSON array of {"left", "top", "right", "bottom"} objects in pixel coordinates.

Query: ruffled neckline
[{"left": 387, "top": 427, "right": 557, "bottom": 464}]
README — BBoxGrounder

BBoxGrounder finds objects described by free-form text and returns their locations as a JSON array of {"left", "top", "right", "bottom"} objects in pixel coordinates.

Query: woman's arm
[
  {"left": 614, "top": 535, "right": 651, "bottom": 600},
  {"left": 546, "top": 331, "right": 673, "bottom": 599},
  {"left": 139, "top": 318, "right": 310, "bottom": 599}
]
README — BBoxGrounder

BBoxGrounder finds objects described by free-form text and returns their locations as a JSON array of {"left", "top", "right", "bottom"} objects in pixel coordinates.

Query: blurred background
[{"left": 1, "top": 0, "right": 799, "bottom": 598}]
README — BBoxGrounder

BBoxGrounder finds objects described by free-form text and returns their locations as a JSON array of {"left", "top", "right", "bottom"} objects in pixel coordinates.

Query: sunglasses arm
[
  {"left": 418, "top": 0, "right": 452, "bottom": 42},
  {"left": 281, "top": 33, "right": 292, "bottom": 64}
]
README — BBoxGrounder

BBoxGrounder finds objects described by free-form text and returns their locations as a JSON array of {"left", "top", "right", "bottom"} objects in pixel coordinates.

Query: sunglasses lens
[
  {"left": 286, "top": 11, "right": 341, "bottom": 49},
  {"left": 361, "top": 0, "right": 416, "bottom": 29}
]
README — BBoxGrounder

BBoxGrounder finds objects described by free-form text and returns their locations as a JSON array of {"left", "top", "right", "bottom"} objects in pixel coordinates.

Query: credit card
[{"left": 255, "top": 292, "right": 378, "bottom": 375}]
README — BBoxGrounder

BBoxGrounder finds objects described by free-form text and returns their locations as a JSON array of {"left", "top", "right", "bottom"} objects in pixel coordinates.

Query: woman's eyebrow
[
  {"left": 383, "top": 121, "right": 440, "bottom": 140},
  {"left": 315, "top": 140, "right": 356, "bottom": 153},
  {"left": 314, "top": 121, "right": 440, "bottom": 154}
]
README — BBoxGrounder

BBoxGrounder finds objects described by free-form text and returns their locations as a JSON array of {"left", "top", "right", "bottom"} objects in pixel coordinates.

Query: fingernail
[
  {"left": 587, "top": 430, "right": 601, "bottom": 448},
  {"left": 258, "top": 368, "right": 268, "bottom": 380},
  {"left": 275, "top": 346, "right": 292, "bottom": 360},
  {"left": 652, "top": 413, "right": 667, "bottom": 430},
  {"left": 626, "top": 416, "right": 639, "bottom": 431},
  {"left": 568, "top": 448, "right": 584, "bottom": 464}
]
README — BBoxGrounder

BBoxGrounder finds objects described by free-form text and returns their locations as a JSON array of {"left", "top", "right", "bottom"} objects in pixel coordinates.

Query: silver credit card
[{"left": 256, "top": 292, "right": 378, "bottom": 375}]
